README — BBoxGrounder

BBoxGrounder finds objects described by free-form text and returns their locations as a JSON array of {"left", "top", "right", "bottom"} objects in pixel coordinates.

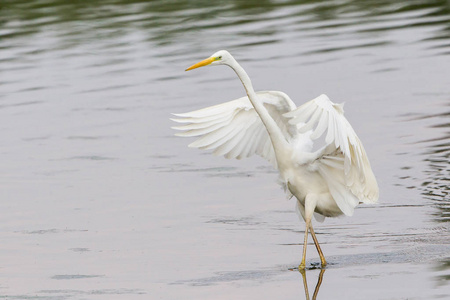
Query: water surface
[{"left": 0, "top": 0, "right": 449, "bottom": 299}]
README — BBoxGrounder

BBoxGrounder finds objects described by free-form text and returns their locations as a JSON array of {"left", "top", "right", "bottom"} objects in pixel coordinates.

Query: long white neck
[{"left": 227, "top": 59, "right": 289, "bottom": 153}]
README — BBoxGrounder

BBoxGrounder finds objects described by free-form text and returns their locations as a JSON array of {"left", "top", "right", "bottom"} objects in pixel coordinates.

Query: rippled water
[{"left": 1, "top": 0, "right": 449, "bottom": 299}]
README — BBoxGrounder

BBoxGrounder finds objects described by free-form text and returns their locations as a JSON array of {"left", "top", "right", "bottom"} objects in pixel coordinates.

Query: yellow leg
[
  {"left": 312, "top": 269, "right": 325, "bottom": 300},
  {"left": 309, "top": 224, "right": 327, "bottom": 267},
  {"left": 299, "top": 268, "right": 310, "bottom": 300},
  {"left": 298, "top": 264, "right": 326, "bottom": 300},
  {"left": 298, "top": 219, "right": 310, "bottom": 270}
]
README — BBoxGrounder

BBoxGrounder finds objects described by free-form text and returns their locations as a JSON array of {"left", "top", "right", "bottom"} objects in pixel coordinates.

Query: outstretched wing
[
  {"left": 171, "top": 91, "right": 297, "bottom": 168},
  {"left": 284, "top": 94, "right": 379, "bottom": 216}
]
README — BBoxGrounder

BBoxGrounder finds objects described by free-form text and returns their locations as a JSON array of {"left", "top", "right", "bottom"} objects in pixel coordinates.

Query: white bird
[{"left": 172, "top": 50, "right": 378, "bottom": 269}]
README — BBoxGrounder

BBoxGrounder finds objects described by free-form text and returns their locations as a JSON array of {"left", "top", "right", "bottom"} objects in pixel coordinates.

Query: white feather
[
  {"left": 285, "top": 94, "right": 379, "bottom": 210},
  {"left": 172, "top": 91, "right": 300, "bottom": 169}
]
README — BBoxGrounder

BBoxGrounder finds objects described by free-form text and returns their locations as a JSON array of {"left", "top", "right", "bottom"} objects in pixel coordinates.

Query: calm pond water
[{"left": 1, "top": 0, "right": 449, "bottom": 299}]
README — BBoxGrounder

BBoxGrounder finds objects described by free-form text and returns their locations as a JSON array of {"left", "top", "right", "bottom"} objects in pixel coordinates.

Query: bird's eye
[{"left": 218, "top": 56, "right": 222, "bottom": 59}]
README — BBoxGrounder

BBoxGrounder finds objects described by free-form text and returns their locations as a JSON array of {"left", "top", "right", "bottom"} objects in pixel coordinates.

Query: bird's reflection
[{"left": 299, "top": 269, "right": 326, "bottom": 300}]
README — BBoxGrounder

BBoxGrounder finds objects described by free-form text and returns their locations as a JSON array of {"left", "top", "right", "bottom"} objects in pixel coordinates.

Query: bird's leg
[
  {"left": 299, "top": 268, "right": 310, "bottom": 300},
  {"left": 299, "top": 194, "right": 318, "bottom": 270},
  {"left": 312, "top": 269, "right": 325, "bottom": 300},
  {"left": 299, "top": 218, "right": 310, "bottom": 270},
  {"left": 309, "top": 224, "right": 327, "bottom": 267}
]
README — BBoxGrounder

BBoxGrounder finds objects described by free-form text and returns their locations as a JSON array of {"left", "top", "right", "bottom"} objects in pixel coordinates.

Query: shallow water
[{"left": 0, "top": 0, "right": 449, "bottom": 299}]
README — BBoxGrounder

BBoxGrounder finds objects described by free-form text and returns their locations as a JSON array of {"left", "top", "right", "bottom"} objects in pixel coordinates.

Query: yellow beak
[{"left": 185, "top": 57, "right": 216, "bottom": 71}]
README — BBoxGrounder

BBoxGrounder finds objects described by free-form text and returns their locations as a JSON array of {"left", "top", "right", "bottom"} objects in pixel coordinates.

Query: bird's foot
[
  {"left": 298, "top": 262, "right": 306, "bottom": 270},
  {"left": 298, "top": 261, "right": 327, "bottom": 271}
]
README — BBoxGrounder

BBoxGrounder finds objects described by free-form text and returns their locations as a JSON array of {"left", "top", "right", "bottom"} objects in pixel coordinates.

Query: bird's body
[{"left": 173, "top": 50, "right": 378, "bottom": 269}]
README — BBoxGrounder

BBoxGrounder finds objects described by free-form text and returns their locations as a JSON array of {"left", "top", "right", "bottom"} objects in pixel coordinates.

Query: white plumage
[
  {"left": 173, "top": 50, "right": 379, "bottom": 269},
  {"left": 172, "top": 91, "right": 296, "bottom": 168}
]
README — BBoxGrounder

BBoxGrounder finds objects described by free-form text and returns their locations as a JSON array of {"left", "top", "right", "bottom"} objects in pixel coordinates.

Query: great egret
[{"left": 172, "top": 50, "right": 378, "bottom": 269}]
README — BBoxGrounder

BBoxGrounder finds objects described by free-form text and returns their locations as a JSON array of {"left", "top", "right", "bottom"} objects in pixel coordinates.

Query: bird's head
[{"left": 185, "top": 50, "right": 234, "bottom": 71}]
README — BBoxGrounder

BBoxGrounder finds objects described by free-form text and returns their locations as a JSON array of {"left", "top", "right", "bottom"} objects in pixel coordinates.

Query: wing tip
[
  {"left": 333, "top": 103, "right": 345, "bottom": 114},
  {"left": 171, "top": 112, "right": 188, "bottom": 117}
]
